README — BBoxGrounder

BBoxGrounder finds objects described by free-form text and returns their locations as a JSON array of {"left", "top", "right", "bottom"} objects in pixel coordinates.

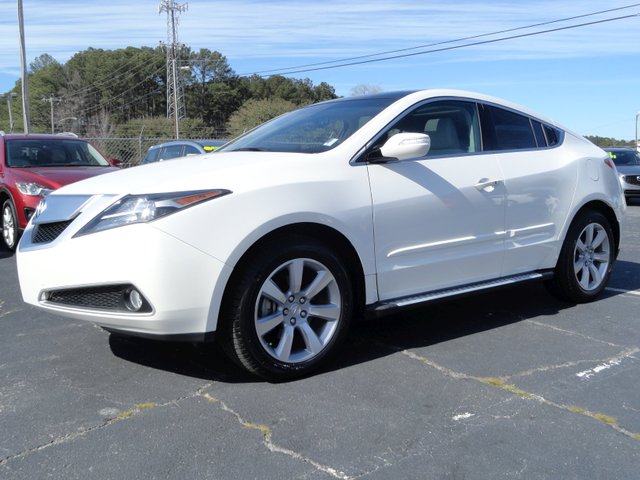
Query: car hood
[
  {"left": 615, "top": 165, "right": 640, "bottom": 175},
  {"left": 12, "top": 166, "right": 119, "bottom": 189},
  {"left": 53, "top": 152, "right": 321, "bottom": 196}
]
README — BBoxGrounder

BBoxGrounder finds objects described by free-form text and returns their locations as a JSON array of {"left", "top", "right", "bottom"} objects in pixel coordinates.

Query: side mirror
[
  {"left": 110, "top": 158, "right": 123, "bottom": 168},
  {"left": 379, "top": 132, "right": 431, "bottom": 161}
]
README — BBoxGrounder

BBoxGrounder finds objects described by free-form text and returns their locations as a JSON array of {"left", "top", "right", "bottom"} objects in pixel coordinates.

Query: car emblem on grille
[{"left": 34, "top": 198, "right": 47, "bottom": 219}]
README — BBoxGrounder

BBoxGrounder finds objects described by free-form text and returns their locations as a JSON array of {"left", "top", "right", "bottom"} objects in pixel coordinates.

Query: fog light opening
[{"left": 125, "top": 289, "right": 144, "bottom": 312}]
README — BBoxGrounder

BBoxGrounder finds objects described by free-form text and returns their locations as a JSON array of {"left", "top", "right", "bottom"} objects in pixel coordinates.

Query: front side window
[
  {"left": 375, "top": 100, "right": 481, "bottom": 157},
  {"left": 142, "top": 148, "right": 160, "bottom": 164}
]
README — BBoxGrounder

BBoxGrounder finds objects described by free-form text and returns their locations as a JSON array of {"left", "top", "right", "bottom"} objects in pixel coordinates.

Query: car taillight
[{"left": 604, "top": 158, "right": 616, "bottom": 170}]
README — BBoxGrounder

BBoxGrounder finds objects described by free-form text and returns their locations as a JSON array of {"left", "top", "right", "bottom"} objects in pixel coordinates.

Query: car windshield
[
  {"left": 609, "top": 150, "right": 640, "bottom": 166},
  {"left": 220, "top": 97, "right": 400, "bottom": 154},
  {"left": 6, "top": 139, "right": 111, "bottom": 167}
]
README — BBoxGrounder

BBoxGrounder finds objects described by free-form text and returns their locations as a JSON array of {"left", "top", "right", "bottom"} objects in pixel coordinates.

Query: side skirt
[{"left": 365, "top": 270, "right": 554, "bottom": 319}]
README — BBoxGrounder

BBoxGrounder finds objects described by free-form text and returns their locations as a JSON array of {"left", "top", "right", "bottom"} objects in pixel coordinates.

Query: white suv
[{"left": 17, "top": 90, "right": 625, "bottom": 380}]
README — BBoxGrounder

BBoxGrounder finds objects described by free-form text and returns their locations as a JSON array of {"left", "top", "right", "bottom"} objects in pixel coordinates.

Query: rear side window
[
  {"left": 481, "top": 105, "right": 537, "bottom": 151},
  {"left": 158, "top": 145, "right": 183, "bottom": 160},
  {"left": 184, "top": 145, "right": 201, "bottom": 156},
  {"left": 531, "top": 120, "right": 546, "bottom": 147},
  {"left": 543, "top": 125, "right": 561, "bottom": 147}
]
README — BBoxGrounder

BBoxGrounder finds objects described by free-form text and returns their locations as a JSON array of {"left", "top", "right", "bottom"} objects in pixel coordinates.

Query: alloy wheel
[
  {"left": 254, "top": 258, "right": 341, "bottom": 364},
  {"left": 573, "top": 222, "right": 611, "bottom": 291},
  {"left": 2, "top": 203, "right": 16, "bottom": 250}
]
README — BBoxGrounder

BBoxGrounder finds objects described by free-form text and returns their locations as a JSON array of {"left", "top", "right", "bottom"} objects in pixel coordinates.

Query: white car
[{"left": 17, "top": 90, "right": 625, "bottom": 380}]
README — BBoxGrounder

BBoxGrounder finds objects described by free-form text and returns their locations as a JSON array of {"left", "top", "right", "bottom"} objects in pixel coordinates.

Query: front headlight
[
  {"left": 16, "top": 181, "right": 54, "bottom": 197},
  {"left": 75, "top": 189, "right": 231, "bottom": 237}
]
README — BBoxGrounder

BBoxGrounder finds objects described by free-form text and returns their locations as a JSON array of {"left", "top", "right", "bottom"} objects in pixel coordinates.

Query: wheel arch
[
  {"left": 0, "top": 186, "right": 12, "bottom": 205},
  {"left": 219, "top": 222, "right": 367, "bottom": 325},
  {"left": 572, "top": 200, "right": 621, "bottom": 257}
]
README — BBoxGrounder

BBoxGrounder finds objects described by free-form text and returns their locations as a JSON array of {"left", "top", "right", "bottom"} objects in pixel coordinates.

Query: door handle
[{"left": 475, "top": 178, "right": 501, "bottom": 192}]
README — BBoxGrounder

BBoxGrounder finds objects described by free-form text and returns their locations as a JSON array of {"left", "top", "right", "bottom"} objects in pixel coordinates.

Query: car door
[
  {"left": 366, "top": 100, "right": 506, "bottom": 301},
  {"left": 478, "top": 103, "right": 577, "bottom": 275}
]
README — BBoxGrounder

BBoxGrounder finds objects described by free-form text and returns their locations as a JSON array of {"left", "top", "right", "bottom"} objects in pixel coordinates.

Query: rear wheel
[
  {"left": 220, "top": 236, "right": 353, "bottom": 380},
  {"left": 2, "top": 199, "right": 19, "bottom": 251},
  {"left": 546, "top": 210, "right": 615, "bottom": 303}
]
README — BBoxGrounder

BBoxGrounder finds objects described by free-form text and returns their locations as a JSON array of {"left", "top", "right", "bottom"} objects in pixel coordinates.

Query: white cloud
[{"left": 1, "top": 0, "right": 638, "bottom": 75}]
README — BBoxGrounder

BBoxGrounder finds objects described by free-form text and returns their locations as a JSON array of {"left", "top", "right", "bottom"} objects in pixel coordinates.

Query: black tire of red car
[
  {"left": 546, "top": 210, "right": 615, "bottom": 303},
  {"left": 1, "top": 199, "right": 19, "bottom": 251},
  {"left": 220, "top": 235, "right": 354, "bottom": 381}
]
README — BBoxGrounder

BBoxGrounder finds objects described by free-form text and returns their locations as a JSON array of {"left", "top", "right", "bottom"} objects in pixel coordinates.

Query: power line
[
  {"left": 77, "top": 64, "right": 165, "bottom": 116},
  {"left": 243, "top": 5, "right": 640, "bottom": 77},
  {"left": 58, "top": 56, "right": 162, "bottom": 101}
]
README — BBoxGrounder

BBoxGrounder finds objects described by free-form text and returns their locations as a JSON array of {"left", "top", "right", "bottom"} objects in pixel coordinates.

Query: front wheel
[
  {"left": 220, "top": 236, "right": 354, "bottom": 381},
  {"left": 2, "top": 200, "right": 19, "bottom": 251},
  {"left": 546, "top": 210, "right": 615, "bottom": 303}
]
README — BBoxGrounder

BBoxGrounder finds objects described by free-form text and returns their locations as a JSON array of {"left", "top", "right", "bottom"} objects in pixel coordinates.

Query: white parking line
[{"left": 606, "top": 287, "right": 640, "bottom": 296}]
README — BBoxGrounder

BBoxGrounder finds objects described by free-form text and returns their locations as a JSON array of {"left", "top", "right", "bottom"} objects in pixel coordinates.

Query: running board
[{"left": 367, "top": 271, "right": 553, "bottom": 317}]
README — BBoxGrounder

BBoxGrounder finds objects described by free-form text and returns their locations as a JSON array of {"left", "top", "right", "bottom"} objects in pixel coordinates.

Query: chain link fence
[{"left": 85, "top": 136, "right": 228, "bottom": 168}]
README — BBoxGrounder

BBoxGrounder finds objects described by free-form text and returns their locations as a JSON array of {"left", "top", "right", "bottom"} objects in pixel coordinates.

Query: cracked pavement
[{"left": 1, "top": 205, "right": 638, "bottom": 479}]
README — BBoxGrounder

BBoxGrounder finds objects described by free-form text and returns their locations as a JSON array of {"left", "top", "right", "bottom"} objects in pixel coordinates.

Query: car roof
[
  {"left": 0, "top": 132, "right": 83, "bottom": 141},
  {"left": 147, "top": 139, "right": 225, "bottom": 151}
]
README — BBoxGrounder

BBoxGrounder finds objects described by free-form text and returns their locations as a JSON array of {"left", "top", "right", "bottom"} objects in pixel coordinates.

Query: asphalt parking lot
[{"left": 1, "top": 204, "right": 638, "bottom": 479}]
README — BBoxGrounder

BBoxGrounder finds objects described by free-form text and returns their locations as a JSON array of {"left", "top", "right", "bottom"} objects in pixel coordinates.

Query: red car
[{"left": 1, "top": 132, "right": 120, "bottom": 250}]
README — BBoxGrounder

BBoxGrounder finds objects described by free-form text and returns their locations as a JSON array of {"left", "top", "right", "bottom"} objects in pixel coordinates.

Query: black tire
[
  {"left": 546, "top": 210, "right": 615, "bottom": 303},
  {"left": 1, "top": 199, "right": 19, "bottom": 251},
  {"left": 219, "top": 235, "right": 354, "bottom": 381}
]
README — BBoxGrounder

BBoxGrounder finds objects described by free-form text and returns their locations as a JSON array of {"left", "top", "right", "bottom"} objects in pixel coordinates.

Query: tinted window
[
  {"left": 6, "top": 139, "right": 110, "bottom": 167},
  {"left": 184, "top": 145, "right": 201, "bottom": 155},
  {"left": 142, "top": 148, "right": 160, "bottom": 164},
  {"left": 543, "top": 125, "right": 561, "bottom": 147},
  {"left": 609, "top": 150, "right": 640, "bottom": 166},
  {"left": 531, "top": 120, "right": 546, "bottom": 147},
  {"left": 221, "top": 97, "right": 400, "bottom": 154},
  {"left": 159, "top": 145, "right": 184, "bottom": 160},
  {"left": 481, "top": 105, "right": 537, "bottom": 151},
  {"left": 380, "top": 100, "right": 481, "bottom": 156}
]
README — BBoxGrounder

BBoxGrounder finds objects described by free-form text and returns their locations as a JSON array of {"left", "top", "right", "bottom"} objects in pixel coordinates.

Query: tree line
[
  {"left": 584, "top": 136, "right": 636, "bottom": 148},
  {"left": 0, "top": 46, "right": 337, "bottom": 138}
]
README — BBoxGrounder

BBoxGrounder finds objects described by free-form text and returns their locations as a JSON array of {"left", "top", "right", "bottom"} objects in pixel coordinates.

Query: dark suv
[{"left": 0, "top": 132, "right": 119, "bottom": 250}]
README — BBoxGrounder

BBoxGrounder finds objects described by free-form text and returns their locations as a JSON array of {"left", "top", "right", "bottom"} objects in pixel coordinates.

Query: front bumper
[
  {"left": 18, "top": 219, "right": 231, "bottom": 337},
  {"left": 620, "top": 175, "right": 640, "bottom": 197}
]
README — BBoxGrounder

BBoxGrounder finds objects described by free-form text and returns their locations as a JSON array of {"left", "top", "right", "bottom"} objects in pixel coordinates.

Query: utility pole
[
  {"left": 159, "top": 0, "right": 187, "bottom": 139},
  {"left": 636, "top": 112, "right": 640, "bottom": 152},
  {"left": 43, "top": 95, "right": 61, "bottom": 133},
  {"left": 17, "top": 0, "right": 31, "bottom": 133},
  {"left": 3, "top": 93, "right": 17, "bottom": 132}
]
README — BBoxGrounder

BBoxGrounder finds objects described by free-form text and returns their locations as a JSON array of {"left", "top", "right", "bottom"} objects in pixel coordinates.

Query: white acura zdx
[{"left": 17, "top": 90, "right": 625, "bottom": 380}]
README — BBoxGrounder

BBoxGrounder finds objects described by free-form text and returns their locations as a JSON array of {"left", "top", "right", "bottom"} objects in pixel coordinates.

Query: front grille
[
  {"left": 623, "top": 175, "right": 640, "bottom": 186},
  {"left": 32, "top": 220, "right": 73, "bottom": 243},
  {"left": 44, "top": 284, "right": 152, "bottom": 313}
]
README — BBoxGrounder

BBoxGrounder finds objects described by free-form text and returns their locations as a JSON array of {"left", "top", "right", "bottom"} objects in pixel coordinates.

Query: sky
[{"left": 0, "top": 0, "right": 639, "bottom": 139}]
